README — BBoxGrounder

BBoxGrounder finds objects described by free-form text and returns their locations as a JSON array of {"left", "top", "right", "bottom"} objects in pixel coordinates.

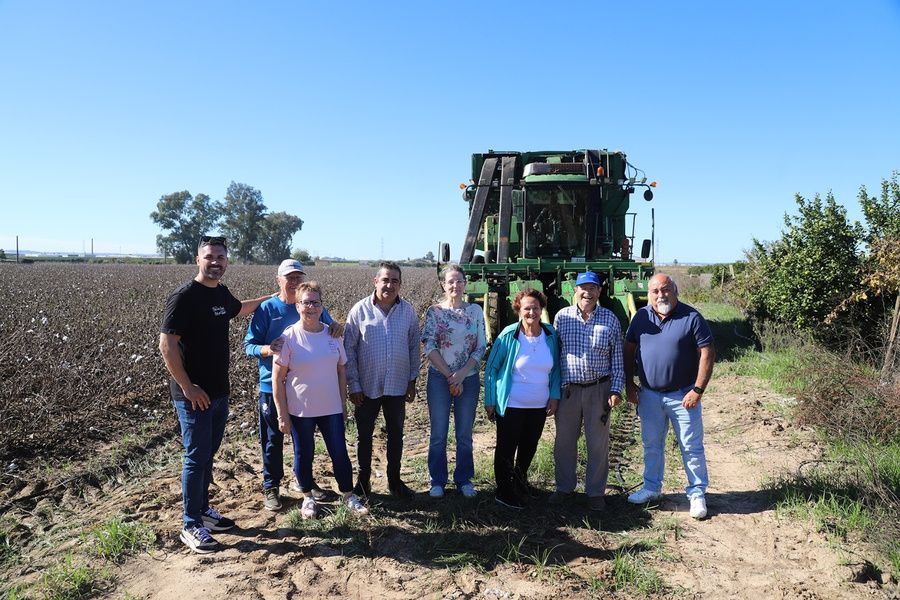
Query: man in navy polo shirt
[{"left": 624, "top": 273, "right": 715, "bottom": 519}]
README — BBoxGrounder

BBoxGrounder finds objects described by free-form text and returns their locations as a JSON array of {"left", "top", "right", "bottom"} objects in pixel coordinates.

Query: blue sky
[{"left": 2, "top": 1, "right": 899, "bottom": 263}]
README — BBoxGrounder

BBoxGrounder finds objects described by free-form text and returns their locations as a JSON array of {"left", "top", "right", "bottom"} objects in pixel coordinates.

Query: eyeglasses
[
  {"left": 299, "top": 300, "right": 322, "bottom": 308},
  {"left": 199, "top": 235, "right": 227, "bottom": 248}
]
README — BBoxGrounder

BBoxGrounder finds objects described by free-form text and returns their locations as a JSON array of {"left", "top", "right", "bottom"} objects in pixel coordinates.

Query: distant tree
[
  {"left": 150, "top": 191, "right": 221, "bottom": 263},
  {"left": 292, "top": 247, "right": 312, "bottom": 263},
  {"left": 220, "top": 182, "right": 266, "bottom": 262},
  {"left": 424, "top": 250, "right": 435, "bottom": 262},
  {"left": 257, "top": 212, "right": 304, "bottom": 263},
  {"left": 0, "top": 249, "right": 6, "bottom": 260}
]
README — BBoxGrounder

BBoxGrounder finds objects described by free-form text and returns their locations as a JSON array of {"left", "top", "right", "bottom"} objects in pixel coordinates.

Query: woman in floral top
[{"left": 422, "top": 264, "right": 487, "bottom": 498}]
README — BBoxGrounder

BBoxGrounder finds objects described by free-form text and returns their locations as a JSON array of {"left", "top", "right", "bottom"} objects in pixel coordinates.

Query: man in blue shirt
[
  {"left": 624, "top": 273, "right": 715, "bottom": 519},
  {"left": 551, "top": 271, "right": 624, "bottom": 512},
  {"left": 244, "top": 259, "right": 341, "bottom": 511}
]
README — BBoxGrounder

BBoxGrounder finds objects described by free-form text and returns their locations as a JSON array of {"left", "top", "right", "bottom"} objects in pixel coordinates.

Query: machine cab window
[{"left": 523, "top": 185, "right": 588, "bottom": 259}]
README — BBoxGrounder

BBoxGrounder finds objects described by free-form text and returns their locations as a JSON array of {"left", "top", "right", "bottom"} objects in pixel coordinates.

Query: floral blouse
[{"left": 422, "top": 302, "right": 487, "bottom": 377}]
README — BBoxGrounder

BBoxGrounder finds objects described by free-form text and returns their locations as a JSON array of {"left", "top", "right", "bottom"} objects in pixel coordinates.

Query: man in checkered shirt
[
  {"left": 550, "top": 271, "right": 624, "bottom": 511},
  {"left": 344, "top": 261, "right": 421, "bottom": 499}
]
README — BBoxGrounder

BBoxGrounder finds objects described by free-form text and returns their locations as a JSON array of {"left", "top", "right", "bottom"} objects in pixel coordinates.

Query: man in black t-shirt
[{"left": 159, "top": 236, "right": 270, "bottom": 553}]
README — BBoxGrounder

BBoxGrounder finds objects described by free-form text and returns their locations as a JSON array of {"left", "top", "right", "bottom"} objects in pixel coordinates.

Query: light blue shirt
[{"left": 344, "top": 294, "right": 421, "bottom": 398}]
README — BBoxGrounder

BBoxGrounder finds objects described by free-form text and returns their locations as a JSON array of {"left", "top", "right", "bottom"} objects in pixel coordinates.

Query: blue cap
[{"left": 575, "top": 271, "right": 601, "bottom": 287}]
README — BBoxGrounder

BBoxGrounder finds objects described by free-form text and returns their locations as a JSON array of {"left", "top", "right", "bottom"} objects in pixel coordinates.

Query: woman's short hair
[
  {"left": 512, "top": 287, "right": 547, "bottom": 312},
  {"left": 296, "top": 281, "right": 322, "bottom": 301}
]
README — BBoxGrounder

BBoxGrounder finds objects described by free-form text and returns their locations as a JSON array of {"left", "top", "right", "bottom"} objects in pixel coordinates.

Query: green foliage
[
  {"left": 149, "top": 191, "right": 221, "bottom": 263},
  {"left": 292, "top": 248, "right": 312, "bottom": 263},
  {"left": 0, "top": 249, "right": 6, "bottom": 260},
  {"left": 257, "top": 211, "right": 304, "bottom": 263},
  {"left": 858, "top": 170, "right": 900, "bottom": 242},
  {"left": 220, "top": 181, "right": 266, "bottom": 262},
  {"left": 39, "top": 554, "right": 107, "bottom": 600},
  {"left": 87, "top": 516, "right": 156, "bottom": 563},
  {"left": 736, "top": 192, "right": 863, "bottom": 334},
  {"left": 610, "top": 547, "right": 663, "bottom": 594}
]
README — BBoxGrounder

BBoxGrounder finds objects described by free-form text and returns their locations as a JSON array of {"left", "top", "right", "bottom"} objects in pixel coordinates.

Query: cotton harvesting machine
[{"left": 438, "top": 149, "right": 656, "bottom": 344}]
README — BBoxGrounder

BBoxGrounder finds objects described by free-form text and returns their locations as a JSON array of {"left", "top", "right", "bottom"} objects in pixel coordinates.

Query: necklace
[{"left": 521, "top": 331, "right": 542, "bottom": 353}]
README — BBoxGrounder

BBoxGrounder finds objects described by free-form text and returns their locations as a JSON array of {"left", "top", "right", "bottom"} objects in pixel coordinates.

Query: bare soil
[{"left": 5, "top": 373, "right": 898, "bottom": 599}]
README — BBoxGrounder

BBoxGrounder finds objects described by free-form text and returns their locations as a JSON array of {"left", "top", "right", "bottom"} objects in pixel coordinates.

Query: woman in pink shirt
[{"left": 273, "top": 282, "right": 368, "bottom": 519}]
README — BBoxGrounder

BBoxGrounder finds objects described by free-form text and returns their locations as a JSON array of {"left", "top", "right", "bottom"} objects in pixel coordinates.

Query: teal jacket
[{"left": 484, "top": 321, "right": 561, "bottom": 417}]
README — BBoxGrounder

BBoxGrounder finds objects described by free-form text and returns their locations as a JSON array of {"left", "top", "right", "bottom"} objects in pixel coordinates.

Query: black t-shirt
[{"left": 160, "top": 280, "right": 242, "bottom": 400}]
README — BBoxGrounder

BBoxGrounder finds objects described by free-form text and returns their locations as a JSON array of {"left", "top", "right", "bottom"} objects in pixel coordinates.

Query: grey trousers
[{"left": 553, "top": 380, "right": 611, "bottom": 497}]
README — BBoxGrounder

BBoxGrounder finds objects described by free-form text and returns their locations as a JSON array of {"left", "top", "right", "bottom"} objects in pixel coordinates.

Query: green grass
[
  {"left": 39, "top": 553, "right": 109, "bottom": 600},
  {"left": 0, "top": 527, "right": 17, "bottom": 567},
  {"left": 718, "top": 347, "right": 808, "bottom": 392},
  {"left": 770, "top": 438, "right": 900, "bottom": 569},
  {"left": 529, "top": 439, "right": 556, "bottom": 486},
  {"left": 87, "top": 517, "right": 156, "bottom": 563},
  {"left": 777, "top": 488, "right": 873, "bottom": 539},
  {"left": 610, "top": 546, "right": 663, "bottom": 594}
]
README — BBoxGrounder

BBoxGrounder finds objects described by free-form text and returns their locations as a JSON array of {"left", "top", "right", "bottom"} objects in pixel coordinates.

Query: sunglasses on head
[{"left": 198, "top": 235, "right": 227, "bottom": 249}]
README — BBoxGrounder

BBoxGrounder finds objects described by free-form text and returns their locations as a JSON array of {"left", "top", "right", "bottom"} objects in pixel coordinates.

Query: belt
[
  {"left": 568, "top": 375, "right": 610, "bottom": 387},
  {"left": 647, "top": 385, "right": 681, "bottom": 393}
]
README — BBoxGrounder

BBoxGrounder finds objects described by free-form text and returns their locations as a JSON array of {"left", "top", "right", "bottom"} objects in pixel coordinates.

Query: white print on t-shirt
[{"left": 212, "top": 306, "right": 227, "bottom": 316}]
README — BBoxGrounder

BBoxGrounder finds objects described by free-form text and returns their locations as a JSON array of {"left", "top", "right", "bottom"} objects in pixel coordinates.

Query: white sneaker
[
  {"left": 346, "top": 494, "right": 369, "bottom": 515},
  {"left": 627, "top": 488, "right": 662, "bottom": 504},
  {"left": 459, "top": 483, "right": 477, "bottom": 498},
  {"left": 689, "top": 496, "right": 708, "bottom": 519},
  {"left": 429, "top": 485, "right": 445, "bottom": 498},
  {"left": 300, "top": 496, "right": 317, "bottom": 520}
]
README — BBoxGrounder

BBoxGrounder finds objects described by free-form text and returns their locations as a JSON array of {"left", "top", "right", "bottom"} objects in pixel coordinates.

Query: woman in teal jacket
[{"left": 484, "top": 288, "right": 561, "bottom": 509}]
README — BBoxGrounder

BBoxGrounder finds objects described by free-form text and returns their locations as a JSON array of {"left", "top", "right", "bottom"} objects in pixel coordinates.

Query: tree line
[
  {"left": 733, "top": 171, "right": 900, "bottom": 375},
  {"left": 150, "top": 181, "right": 303, "bottom": 264}
]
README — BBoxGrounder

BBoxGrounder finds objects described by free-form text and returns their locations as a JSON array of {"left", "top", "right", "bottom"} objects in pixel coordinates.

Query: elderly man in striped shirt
[
  {"left": 550, "top": 271, "right": 624, "bottom": 511},
  {"left": 344, "top": 261, "right": 421, "bottom": 499}
]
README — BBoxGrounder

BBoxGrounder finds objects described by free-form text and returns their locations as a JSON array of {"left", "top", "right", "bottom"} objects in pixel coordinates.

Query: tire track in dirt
[{"left": 650, "top": 375, "right": 887, "bottom": 599}]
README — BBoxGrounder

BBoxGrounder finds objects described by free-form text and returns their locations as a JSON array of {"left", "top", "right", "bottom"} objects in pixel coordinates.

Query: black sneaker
[
  {"left": 389, "top": 480, "right": 415, "bottom": 499},
  {"left": 263, "top": 488, "right": 282, "bottom": 511},
  {"left": 495, "top": 492, "right": 524, "bottom": 510},
  {"left": 353, "top": 479, "right": 371, "bottom": 497},
  {"left": 180, "top": 526, "right": 219, "bottom": 554},
  {"left": 201, "top": 506, "right": 235, "bottom": 531}
]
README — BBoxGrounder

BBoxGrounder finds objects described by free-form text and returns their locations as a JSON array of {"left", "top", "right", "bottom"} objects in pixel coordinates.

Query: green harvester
[{"left": 438, "top": 149, "right": 656, "bottom": 344}]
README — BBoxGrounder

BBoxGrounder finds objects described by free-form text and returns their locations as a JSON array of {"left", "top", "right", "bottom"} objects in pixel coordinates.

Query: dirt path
[
  {"left": 5, "top": 374, "right": 896, "bottom": 599},
  {"left": 645, "top": 375, "right": 883, "bottom": 599}
]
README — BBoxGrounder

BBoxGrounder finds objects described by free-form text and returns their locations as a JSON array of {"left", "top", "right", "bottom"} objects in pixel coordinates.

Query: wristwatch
[{"left": 692, "top": 386, "right": 704, "bottom": 395}]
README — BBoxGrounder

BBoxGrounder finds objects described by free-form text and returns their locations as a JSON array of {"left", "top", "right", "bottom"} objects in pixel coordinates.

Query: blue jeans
[
  {"left": 426, "top": 368, "right": 479, "bottom": 488},
  {"left": 173, "top": 396, "right": 229, "bottom": 529},
  {"left": 258, "top": 392, "right": 284, "bottom": 490},
  {"left": 289, "top": 412, "right": 353, "bottom": 493},
  {"left": 637, "top": 387, "right": 708, "bottom": 499}
]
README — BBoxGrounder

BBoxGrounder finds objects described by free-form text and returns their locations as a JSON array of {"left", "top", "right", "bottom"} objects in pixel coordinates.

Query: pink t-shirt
[{"left": 274, "top": 324, "right": 347, "bottom": 418}]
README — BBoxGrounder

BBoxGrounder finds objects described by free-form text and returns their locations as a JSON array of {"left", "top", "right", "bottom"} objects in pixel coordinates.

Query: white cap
[{"left": 277, "top": 259, "right": 305, "bottom": 276}]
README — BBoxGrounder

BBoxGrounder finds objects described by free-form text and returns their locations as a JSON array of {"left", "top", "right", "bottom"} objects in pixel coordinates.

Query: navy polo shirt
[{"left": 625, "top": 302, "right": 713, "bottom": 391}]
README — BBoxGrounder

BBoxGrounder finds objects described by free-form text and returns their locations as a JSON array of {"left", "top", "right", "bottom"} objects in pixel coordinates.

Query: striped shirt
[
  {"left": 344, "top": 294, "right": 421, "bottom": 398},
  {"left": 553, "top": 304, "right": 625, "bottom": 394}
]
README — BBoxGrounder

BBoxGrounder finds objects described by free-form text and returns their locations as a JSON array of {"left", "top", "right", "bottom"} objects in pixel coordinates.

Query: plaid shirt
[
  {"left": 344, "top": 294, "right": 421, "bottom": 398},
  {"left": 553, "top": 304, "right": 625, "bottom": 395}
]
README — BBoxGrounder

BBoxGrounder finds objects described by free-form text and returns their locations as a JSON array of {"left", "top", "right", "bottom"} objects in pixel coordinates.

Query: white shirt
[{"left": 508, "top": 330, "right": 552, "bottom": 409}]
